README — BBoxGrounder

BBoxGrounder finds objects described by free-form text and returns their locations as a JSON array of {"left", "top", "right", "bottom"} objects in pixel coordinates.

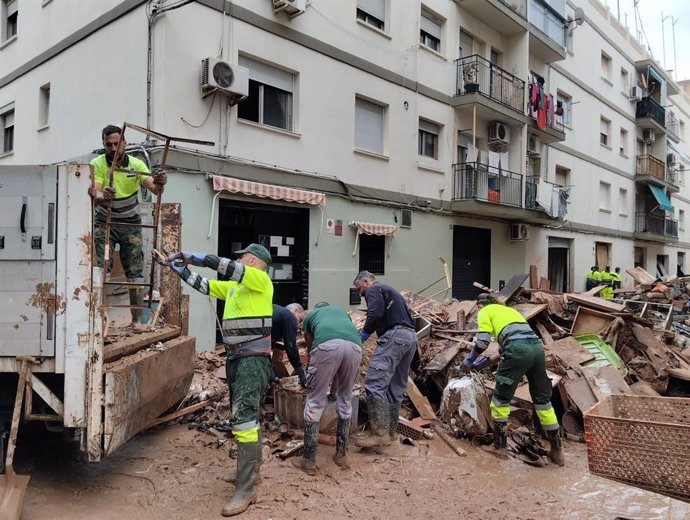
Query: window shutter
[
  {"left": 355, "top": 99, "right": 384, "bottom": 153},
  {"left": 421, "top": 14, "right": 441, "bottom": 39},
  {"left": 419, "top": 119, "right": 438, "bottom": 134},
  {"left": 7, "top": 0, "right": 18, "bottom": 16},
  {"left": 358, "top": 0, "right": 384, "bottom": 21},
  {"left": 3, "top": 111, "right": 14, "bottom": 128},
  {"left": 239, "top": 57, "right": 294, "bottom": 93}
]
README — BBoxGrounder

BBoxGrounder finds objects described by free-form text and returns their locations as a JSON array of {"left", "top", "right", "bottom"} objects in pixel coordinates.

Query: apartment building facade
[{"left": 1, "top": 0, "right": 689, "bottom": 350}]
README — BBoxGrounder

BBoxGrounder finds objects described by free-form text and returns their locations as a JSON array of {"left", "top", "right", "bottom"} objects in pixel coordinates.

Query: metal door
[{"left": 452, "top": 225, "right": 491, "bottom": 300}]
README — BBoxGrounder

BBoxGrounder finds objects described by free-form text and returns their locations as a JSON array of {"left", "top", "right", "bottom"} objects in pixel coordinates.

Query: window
[
  {"left": 38, "top": 83, "right": 50, "bottom": 128},
  {"left": 355, "top": 97, "right": 384, "bottom": 154},
  {"left": 418, "top": 119, "right": 439, "bottom": 158},
  {"left": 680, "top": 210, "right": 686, "bottom": 231},
  {"left": 618, "top": 187, "right": 628, "bottom": 215},
  {"left": 599, "top": 181, "right": 611, "bottom": 211},
  {"left": 619, "top": 127, "right": 628, "bottom": 156},
  {"left": 420, "top": 11, "right": 441, "bottom": 52},
  {"left": 237, "top": 57, "right": 294, "bottom": 131},
  {"left": 601, "top": 52, "right": 611, "bottom": 81},
  {"left": 357, "top": 0, "right": 385, "bottom": 31},
  {"left": 459, "top": 30, "right": 474, "bottom": 58},
  {"left": 678, "top": 252, "right": 686, "bottom": 275},
  {"left": 359, "top": 234, "right": 385, "bottom": 275},
  {"left": 600, "top": 117, "right": 610, "bottom": 147},
  {"left": 557, "top": 91, "right": 572, "bottom": 127},
  {"left": 555, "top": 165, "right": 570, "bottom": 186},
  {"left": 620, "top": 68, "right": 629, "bottom": 93},
  {"left": 2, "top": 0, "right": 17, "bottom": 42},
  {"left": 1, "top": 105, "right": 14, "bottom": 154}
]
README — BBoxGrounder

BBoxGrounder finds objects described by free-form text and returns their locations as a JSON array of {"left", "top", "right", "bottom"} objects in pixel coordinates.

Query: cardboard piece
[{"left": 545, "top": 336, "right": 596, "bottom": 369}]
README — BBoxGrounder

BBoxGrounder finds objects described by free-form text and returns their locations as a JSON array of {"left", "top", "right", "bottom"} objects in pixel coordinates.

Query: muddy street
[{"left": 16, "top": 425, "right": 689, "bottom": 520}]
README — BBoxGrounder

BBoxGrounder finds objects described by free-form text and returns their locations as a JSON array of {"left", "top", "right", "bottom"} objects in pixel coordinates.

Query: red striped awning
[
  {"left": 350, "top": 221, "right": 399, "bottom": 236},
  {"left": 211, "top": 175, "right": 326, "bottom": 206}
]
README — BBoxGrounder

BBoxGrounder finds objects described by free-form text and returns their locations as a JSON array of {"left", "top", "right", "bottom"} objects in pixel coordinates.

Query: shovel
[{"left": 0, "top": 359, "right": 31, "bottom": 520}]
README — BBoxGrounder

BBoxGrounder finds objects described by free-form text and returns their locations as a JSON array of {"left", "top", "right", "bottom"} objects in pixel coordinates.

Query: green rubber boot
[
  {"left": 480, "top": 421, "right": 509, "bottom": 460},
  {"left": 221, "top": 441, "right": 259, "bottom": 516},
  {"left": 388, "top": 402, "right": 401, "bottom": 442},
  {"left": 334, "top": 418, "right": 351, "bottom": 468},
  {"left": 292, "top": 421, "right": 319, "bottom": 475},
  {"left": 355, "top": 400, "right": 392, "bottom": 449},
  {"left": 223, "top": 431, "right": 262, "bottom": 484}
]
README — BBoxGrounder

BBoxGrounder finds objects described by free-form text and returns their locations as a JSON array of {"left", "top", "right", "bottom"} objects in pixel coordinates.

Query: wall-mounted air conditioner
[
  {"left": 509, "top": 223, "right": 530, "bottom": 241},
  {"left": 201, "top": 58, "right": 249, "bottom": 99},
  {"left": 488, "top": 122, "right": 510, "bottom": 146},
  {"left": 629, "top": 85, "right": 641, "bottom": 101},
  {"left": 527, "top": 134, "right": 541, "bottom": 155},
  {"left": 272, "top": 0, "right": 307, "bottom": 19},
  {"left": 667, "top": 152, "right": 677, "bottom": 166},
  {"left": 643, "top": 128, "right": 656, "bottom": 144}
]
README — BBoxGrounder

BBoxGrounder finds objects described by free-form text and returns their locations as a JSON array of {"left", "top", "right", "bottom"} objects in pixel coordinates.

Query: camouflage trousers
[
  {"left": 94, "top": 224, "right": 144, "bottom": 280},
  {"left": 226, "top": 355, "right": 271, "bottom": 429}
]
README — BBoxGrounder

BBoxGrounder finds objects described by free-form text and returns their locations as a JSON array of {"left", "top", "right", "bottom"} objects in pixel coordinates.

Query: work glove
[
  {"left": 102, "top": 186, "right": 116, "bottom": 201},
  {"left": 152, "top": 170, "right": 167, "bottom": 186},
  {"left": 295, "top": 365, "right": 307, "bottom": 388},
  {"left": 472, "top": 356, "right": 490, "bottom": 370},
  {"left": 154, "top": 251, "right": 187, "bottom": 277},
  {"left": 165, "top": 251, "right": 206, "bottom": 267},
  {"left": 461, "top": 350, "right": 478, "bottom": 374},
  {"left": 359, "top": 330, "right": 371, "bottom": 342}
]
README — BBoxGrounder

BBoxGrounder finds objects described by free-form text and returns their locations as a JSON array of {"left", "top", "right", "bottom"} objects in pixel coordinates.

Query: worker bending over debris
[
  {"left": 159, "top": 244, "right": 273, "bottom": 517},
  {"left": 352, "top": 271, "right": 417, "bottom": 449},
  {"left": 292, "top": 303, "right": 363, "bottom": 474},
  {"left": 271, "top": 303, "right": 307, "bottom": 386},
  {"left": 462, "top": 293, "right": 564, "bottom": 466}
]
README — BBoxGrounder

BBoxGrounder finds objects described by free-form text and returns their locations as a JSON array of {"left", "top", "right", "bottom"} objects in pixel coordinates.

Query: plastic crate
[
  {"left": 574, "top": 333, "right": 627, "bottom": 376},
  {"left": 584, "top": 394, "right": 690, "bottom": 503}
]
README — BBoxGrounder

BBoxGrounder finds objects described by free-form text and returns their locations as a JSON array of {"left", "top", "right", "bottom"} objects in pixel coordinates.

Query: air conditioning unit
[
  {"left": 667, "top": 152, "right": 677, "bottom": 166},
  {"left": 527, "top": 134, "right": 541, "bottom": 155},
  {"left": 272, "top": 0, "right": 306, "bottom": 18},
  {"left": 643, "top": 128, "right": 656, "bottom": 144},
  {"left": 201, "top": 58, "right": 249, "bottom": 99},
  {"left": 629, "top": 85, "right": 641, "bottom": 101},
  {"left": 488, "top": 122, "right": 510, "bottom": 145},
  {"left": 509, "top": 223, "right": 530, "bottom": 241},
  {"left": 401, "top": 209, "right": 412, "bottom": 228}
]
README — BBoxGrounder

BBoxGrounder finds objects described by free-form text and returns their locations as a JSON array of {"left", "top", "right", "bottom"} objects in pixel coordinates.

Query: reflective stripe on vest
[{"left": 222, "top": 316, "right": 272, "bottom": 354}]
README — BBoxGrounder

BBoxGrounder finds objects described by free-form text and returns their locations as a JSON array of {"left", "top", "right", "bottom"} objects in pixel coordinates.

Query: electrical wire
[{"left": 181, "top": 92, "right": 217, "bottom": 128}]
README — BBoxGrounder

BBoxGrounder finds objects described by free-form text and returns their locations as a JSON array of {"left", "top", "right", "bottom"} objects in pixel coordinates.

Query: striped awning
[
  {"left": 350, "top": 221, "right": 399, "bottom": 236},
  {"left": 211, "top": 175, "right": 326, "bottom": 206}
]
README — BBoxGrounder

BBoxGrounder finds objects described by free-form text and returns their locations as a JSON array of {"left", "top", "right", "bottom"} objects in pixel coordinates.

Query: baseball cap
[{"left": 234, "top": 243, "right": 272, "bottom": 265}]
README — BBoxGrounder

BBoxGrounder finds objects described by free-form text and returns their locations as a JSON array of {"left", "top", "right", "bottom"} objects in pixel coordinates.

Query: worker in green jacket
[
  {"left": 612, "top": 267, "right": 622, "bottom": 291},
  {"left": 585, "top": 265, "right": 600, "bottom": 291},
  {"left": 462, "top": 294, "right": 564, "bottom": 466},
  {"left": 160, "top": 243, "right": 273, "bottom": 517},
  {"left": 600, "top": 266, "right": 614, "bottom": 299}
]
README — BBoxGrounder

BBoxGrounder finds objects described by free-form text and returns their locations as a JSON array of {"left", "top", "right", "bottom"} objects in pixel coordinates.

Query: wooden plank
[
  {"left": 566, "top": 293, "right": 626, "bottom": 313},
  {"left": 423, "top": 340, "right": 463, "bottom": 372},
  {"left": 539, "top": 277, "right": 550, "bottom": 290},
  {"left": 581, "top": 365, "right": 632, "bottom": 402},
  {"left": 103, "top": 325, "right": 181, "bottom": 362},
  {"left": 497, "top": 273, "right": 529, "bottom": 301},
  {"left": 626, "top": 266, "right": 656, "bottom": 285},
  {"left": 159, "top": 203, "right": 182, "bottom": 328},
  {"left": 103, "top": 335, "right": 195, "bottom": 456},
  {"left": 433, "top": 333, "right": 474, "bottom": 346},
  {"left": 584, "top": 284, "right": 605, "bottom": 296},
  {"left": 511, "top": 303, "right": 547, "bottom": 321},
  {"left": 667, "top": 367, "right": 690, "bottom": 382},
  {"left": 146, "top": 399, "right": 212, "bottom": 429},
  {"left": 530, "top": 264, "right": 538, "bottom": 289},
  {"left": 406, "top": 377, "right": 436, "bottom": 420},
  {"left": 434, "top": 421, "right": 467, "bottom": 457},
  {"left": 562, "top": 376, "right": 597, "bottom": 414},
  {"left": 570, "top": 306, "right": 616, "bottom": 336},
  {"left": 545, "top": 336, "right": 596, "bottom": 369},
  {"left": 629, "top": 380, "right": 661, "bottom": 396},
  {"left": 534, "top": 321, "right": 554, "bottom": 344}
]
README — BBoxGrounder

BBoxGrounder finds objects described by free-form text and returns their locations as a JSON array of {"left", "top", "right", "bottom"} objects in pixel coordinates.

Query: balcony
[
  {"left": 527, "top": 96, "right": 566, "bottom": 143},
  {"left": 528, "top": 0, "right": 567, "bottom": 63},
  {"left": 457, "top": 0, "right": 528, "bottom": 35},
  {"left": 635, "top": 154, "right": 678, "bottom": 192},
  {"left": 634, "top": 212, "right": 678, "bottom": 241},
  {"left": 667, "top": 112, "right": 680, "bottom": 143},
  {"left": 524, "top": 176, "right": 567, "bottom": 219},
  {"left": 636, "top": 97, "right": 665, "bottom": 132},
  {"left": 453, "top": 55, "right": 527, "bottom": 124},
  {"left": 453, "top": 161, "right": 522, "bottom": 205}
]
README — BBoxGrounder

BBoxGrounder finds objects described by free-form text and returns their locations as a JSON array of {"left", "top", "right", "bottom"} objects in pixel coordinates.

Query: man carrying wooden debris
[
  {"left": 159, "top": 244, "right": 273, "bottom": 517},
  {"left": 292, "top": 303, "right": 363, "bottom": 474},
  {"left": 352, "top": 271, "right": 417, "bottom": 449},
  {"left": 462, "top": 293, "right": 564, "bottom": 466}
]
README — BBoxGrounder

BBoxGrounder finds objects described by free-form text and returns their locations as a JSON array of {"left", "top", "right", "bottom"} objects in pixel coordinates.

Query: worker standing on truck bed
[
  {"left": 91, "top": 124, "right": 166, "bottom": 325},
  {"left": 159, "top": 244, "right": 272, "bottom": 517},
  {"left": 462, "top": 293, "right": 564, "bottom": 466}
]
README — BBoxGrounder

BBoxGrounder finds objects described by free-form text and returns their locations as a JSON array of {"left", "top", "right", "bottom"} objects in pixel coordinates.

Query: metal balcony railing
[
  {"left": 635, "top": 212, "right": 678, "bottom": 238},
  {"left": 524, "top": 176, "right": 566, "bottom": 210},
  {"left": 452, "top": 162, "right": 523, "bottom": 207},
  {"left": 636, "top": 97, "right": 666, "bottom": 127},
  {"left": 667, "top": 112, "right": 680, "bottom": 137},
  {"left": 636, "top": 154, "right": 665, "bottom": 181},
  {"left": 499, "top": 0, "right": 527, "bottom": 18},
  {"left": 455, "top": 55, "right": 525, "bottom": 114}
]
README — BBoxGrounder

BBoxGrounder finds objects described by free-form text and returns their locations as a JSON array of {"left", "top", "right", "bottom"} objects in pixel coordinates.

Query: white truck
[{"left": 0, "top": 163, "right": 194, "bottom": 470}]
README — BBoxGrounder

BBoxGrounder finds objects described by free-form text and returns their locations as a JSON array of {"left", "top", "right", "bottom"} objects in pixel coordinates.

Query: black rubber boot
[
  {"left": 481, "top": 421, "right": 509, "bottom": 460},
  {"left": 388, "top": 402, "right": 401, "bottom": 442},
  {"left": 223, "top": 431, "right": 262, "bottom": 484},
  {"left": 292, "top": 421, "right": 319, "bottom": 475},
  {"left": 355, "top": 400, "right": 391, "bottom": 449},
  {"left": 221, "top": 441, "right": 259, "bottom": 516},
  {"left": 129, "top": 288, "right": 142, "bottom": 325},
  {"left": 334, "top": 418, "right": 351, "bottom": 468},
  {"left": 547, "top": 428, "right": 565, "bottom": 466}
]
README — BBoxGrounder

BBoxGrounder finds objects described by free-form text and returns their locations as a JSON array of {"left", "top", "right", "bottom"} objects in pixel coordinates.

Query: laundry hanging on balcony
[
  {"left": 647, "top": 183, "right": 673, "bottom": 213},
  {"left": 349, "top": 221, "right": 399, "bottom": 257},
  {"left": 535, "top": 179, "right": 570, "bottom": 219}
]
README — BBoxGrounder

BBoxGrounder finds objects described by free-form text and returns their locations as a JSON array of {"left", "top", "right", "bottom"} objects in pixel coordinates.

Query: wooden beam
[
  {"left": 146, "top": 399, "right": 212, "bottom": 429},
  {"left": 535, "top": 321, "right": 554, "bottom": 344},
  {"left": 530, "top": 265, "right": 538, "bottom": 289},
  {"left": 103, "top": 325, "right": 181, "bottom": 362},
  {"left": 27, "top": 372, "right": 64, "bottom": 418},
  {"left": 406, "top": 377, "right": 436, "bottom": 420}
]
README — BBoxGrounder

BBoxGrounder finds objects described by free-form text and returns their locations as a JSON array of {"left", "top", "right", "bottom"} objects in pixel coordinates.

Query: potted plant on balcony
[{"left": 463, "top": 62, "right": 479, "bottom": 93}]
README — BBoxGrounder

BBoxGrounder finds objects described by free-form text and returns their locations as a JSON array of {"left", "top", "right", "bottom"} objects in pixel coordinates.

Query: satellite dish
[{"left": 574, "top": 7, "right": 584, "bottom": 25}]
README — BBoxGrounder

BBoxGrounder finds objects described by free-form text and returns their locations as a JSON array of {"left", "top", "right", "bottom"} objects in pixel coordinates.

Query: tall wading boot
[
  {"left": 129, "top": 288, "right": 142, "bottom": 325},
  {"left": 333, "top": 418, "right": 351, "bottom": 468},
  {"left": 388, "top": 402, "right": 402, "bottom": 442},
  {"left": 481, "top": 421, "right": 509, "bottom": 460},
  {"left": 221, "top": 441, "right": 259, "bottom": 516},
  {"left": 223, "top": 430, "right": 262, "bottom": 484},
  {"left": 547, "top": 429, "right": 565, "bottom": 466},
  {"left": 292, "top": 421, "right": 319, "bottom": 475},
  {"left": 355, "top": 400, "right": 392, "bottom": 449}
]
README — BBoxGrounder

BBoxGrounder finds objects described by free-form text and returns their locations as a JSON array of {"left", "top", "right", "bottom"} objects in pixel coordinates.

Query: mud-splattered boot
[
  {"left": 129, "top": 287, "right": 143, "bottom": 325},
  {"left": 292, "top": 421, "right": 319, "bottom": 475},
  {"left": 388, "top": 402, "right": 401, "bottom": 442},
  {"left": 355, "top": 400, "right": 392, "bottom": 449},
  {"left": 221, "top": 441, "right": 258, "bottom": 516},
  {"left": 223, "top": 431, "right": 262, "bottom": 484},
  {"left": 481, "top": 421, "right": 509, "bottom": 460},
  {"left": 547, "top": 429, "right": 565, "bottom": 466},
  {"left": 333, "top": 418, "right": 351, "bottom": 468}
]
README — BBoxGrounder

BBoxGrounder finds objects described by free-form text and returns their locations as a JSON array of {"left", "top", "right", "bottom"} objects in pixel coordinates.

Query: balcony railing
[
  {"left": 524, "top": 176, "right": 565, "bottom": 209},
  {"left": 636, "top": 154, "right": 665, "bottom": 181},
  {"left": 635, "top": 212, "right": 678, "bottom": 238},
  {"left": 667, "top": 112, "right": 680, "bottom": 138},
  {"left": 529, "top": 0, "right": 566, "bottom": 47},
  {"left": 452, "top": 162, "right": 523, "bottom": 207},
  {"left": 499, "top": 0, "right": 527, "bottom": 18},
  {"left": 455, "top": 55, "right": 525, "bottom": 114},
  {"left": 636, "top": 97, "right": 665, "bottom": 128}
]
